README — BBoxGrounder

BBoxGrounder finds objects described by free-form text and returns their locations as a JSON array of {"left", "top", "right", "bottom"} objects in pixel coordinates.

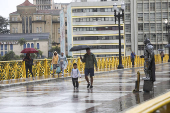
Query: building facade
[
  {"left": 124, "top": 0, "right": 170, "bottom": 55},
  {"left": 67, "top": 0, "right": 125, "bottom": 57},
  {"left": 33, "top": 0, "right": 55, "bottom": 10},
  {"left": 9, "top": 0, "right": 61, "bottom": 50},
  {"left": 0, "top": 33, "right": 50, "bottom": 57}
]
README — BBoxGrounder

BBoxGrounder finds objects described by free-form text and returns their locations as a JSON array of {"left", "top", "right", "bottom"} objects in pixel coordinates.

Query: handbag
[
  {"left": 50, "top": 64, "right": 53, "bottom": 70},
  {"left": 56, "top": 66, "right": 61, "bottom": 73}
]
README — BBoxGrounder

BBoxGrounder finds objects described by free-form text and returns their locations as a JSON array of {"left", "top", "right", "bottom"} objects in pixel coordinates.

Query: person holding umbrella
[
  {"left": 21, "top": 48, "right": 38, "bottom": 81},
  {"left": 23, "top": 53, "right": 34, "bottom": 81},
  {"left": 80, "top": 48, "right": 97, "bottom": 89}
]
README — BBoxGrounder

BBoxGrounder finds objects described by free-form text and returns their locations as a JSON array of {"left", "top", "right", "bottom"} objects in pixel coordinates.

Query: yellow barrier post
[
  {"left": 22, "top": 61, "right": 26, "bottom": 79},
  {"left": 44, "top": 59, "right": 48, "bottom": 78}
]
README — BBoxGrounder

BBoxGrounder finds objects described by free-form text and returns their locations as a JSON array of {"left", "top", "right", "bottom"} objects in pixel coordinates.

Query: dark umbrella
[
  {"left": 21, "top": 48, "right": 38, "bottom": 53},
  {"left": 70, "top": 45, "right": 90, "bottom": 51},
  {"left": 158, "top": 49, "right": 164, "bottom": 51},
  {"left": 165, "top": 44, "right": 170, "bottom": 48},
  {"left": 70, "top": 45, "right": 91, "bottom": 56}
]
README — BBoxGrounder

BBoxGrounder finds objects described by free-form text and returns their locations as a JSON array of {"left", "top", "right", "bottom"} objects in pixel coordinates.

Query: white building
[
  {"left": 0, "top": 33, "right": 50, "bottom": 57},
  {"left": 67, "top": 0, "right": 125, "bottom": 57}
]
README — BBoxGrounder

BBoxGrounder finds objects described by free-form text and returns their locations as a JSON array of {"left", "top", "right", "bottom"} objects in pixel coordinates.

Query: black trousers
[
  {"left": 72, "top": 78, "right": 79, "bottom": 88},
  {"left": 26, "top": 66, "right": 33, "bottom": 78}
]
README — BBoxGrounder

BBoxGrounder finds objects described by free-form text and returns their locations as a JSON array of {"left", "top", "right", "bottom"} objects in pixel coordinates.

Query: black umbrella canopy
[
  {"left": 165, "top": 44, "right": 170, "bottom": 48},
  {"left": 70, "top": 45, "right": 91, "bottom": 51},
  {"left": 158, "top": 49, "right": 164, "bottom": 51}
]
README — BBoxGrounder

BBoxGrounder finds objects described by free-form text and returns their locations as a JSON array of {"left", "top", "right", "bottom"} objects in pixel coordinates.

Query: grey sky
[{"left": 0, "top": 0, "right": 72, "bottom": 18}]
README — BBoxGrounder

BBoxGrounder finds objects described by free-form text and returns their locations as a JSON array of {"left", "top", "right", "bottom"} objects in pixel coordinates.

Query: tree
[
  {"left": 2, "top": 51, "right": 20, "bottom": 61},
  {"left": 0, "top": 16, "right": 10, "bottom": 34},
  {"left": 49, "top": 46, "right": 60, "bottom": 53},
  {"left": 18, "top": 38, "right": 27, "bottom": 50}
]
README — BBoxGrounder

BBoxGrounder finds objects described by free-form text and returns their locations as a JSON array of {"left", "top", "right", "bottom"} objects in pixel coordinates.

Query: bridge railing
[
  {"left": 125, "top": 91, "right": 170, "bottom": 113},
  {"left": 0, "top": 54, "right": 168, "bottom": 81}
]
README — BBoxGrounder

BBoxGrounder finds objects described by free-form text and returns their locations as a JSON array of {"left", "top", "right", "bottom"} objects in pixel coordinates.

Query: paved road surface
[{"left": 0, "top": 63, "right": 170, "bottom": 113}]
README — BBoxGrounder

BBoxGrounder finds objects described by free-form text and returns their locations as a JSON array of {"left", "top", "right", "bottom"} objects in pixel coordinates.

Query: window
[
  {"left": 40, "top": 27, "right": 42, "bottom": 33},
  {"left": 137, "top": 3, "right": 143, "bottom": 12},
  {"left": 15, "top": 17, "right": 17, "bottom": 21},
  {"left": 36, "top": 16, "right": 39, "bottom": 20},
  {"left": 150, "top": 23, "right": 155, "bottom": 32},
  {"left": 150, "top": 3, "right": 155, "bottom": 11},
  {"left": 10, "top": 44, "right": 13, "bottom": 50},
  {"left": 26, "top": 17, "right": 28, "bottom": 33},
  {"left": 27, "top": 43, "right": 30, "bottom": 48},
  {"left": 125, "top": 14, "right": 130, "bottom": 21},
  {"left": 150, "top": 13, "right": 155, "bottom": 21},
  {"left": 37, "top": 43, "right": 40, "bottom": 49},
  {"left": 125, "top": 4, "right": 130, "bottom": 12},
  {"left": 156, "top": 2, "right": 161, "bottom": 11},
  {"left": 16, "top": 28, "right": 18, "bottom": 33},
  {"left": 39, "top": 16, "right": 42, "bottom": 20},
  {"left": 156, "top": 13, "right": 161, "bottom": 21},
  {"left": 144, "top": 3, "right": 149, "bottom": 11},
  {"left": 31, "top": 43, "right": 34, "bottom": 48},
  {"left": 157, "top": 24, "right": 162, "bottom": 31},
  {"left": 36, "top": 27, "right": 39, "bottom": 33},
  {"left": 5, "top": 44, "right": 7, "bottom": 50},
  {"left": 23, "top": 44, "right": 26, "bottom": 49},
  {"left": 138, "top": 14, "right": 143, "bottom": 21},
  {"left": 1, "top": 45, "right": 3, "bottom": 50},
  {"left": 162, "top": 2, "right": 168, "bottom": 11},
  {"left": 144, "top": 23, "right": 149, "bottom": 32},
  {"left": 144, "top": 13, "right": 149, "bottom": 21},
  {"left": 12, "top": 17, "right": 14, "bottom": 21},
  {"left": 138, "top": 24, "right": 143, "bottom": 31},
  {"left": 29, "top": 17, "right": 32, "bottom": 33},
  {"left": 22, "top": 17, "right": 25, "bottom": 33},
  {"left": 1, "top": 51, "right": 3, "bottom": 56},
  {"left": 5, "top": 51, "right": 7, "bottom": 55}
]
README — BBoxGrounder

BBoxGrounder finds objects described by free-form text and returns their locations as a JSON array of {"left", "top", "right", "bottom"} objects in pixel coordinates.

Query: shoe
[
  {"left": 74, "top": 87, "right": 76, "bottom": 90},
  {"left": 32, "top": 77, "right": 35, "bottom": 80},
  {"left": 90, "top": 86, "right": 93, "bottom": 89},
  {"left": 87, "top": 83, "right": 90, "bottom": 88}
]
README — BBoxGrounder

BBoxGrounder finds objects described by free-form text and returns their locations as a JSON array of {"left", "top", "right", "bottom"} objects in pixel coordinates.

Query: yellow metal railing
[
  {"left": 0, "top": 54, "right": 168, "bottom": 81},
  {"left": 125, "top": 91, "right": 170, "bottom": 113}
]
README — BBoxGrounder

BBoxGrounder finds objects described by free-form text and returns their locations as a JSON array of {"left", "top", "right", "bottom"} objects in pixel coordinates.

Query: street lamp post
[
  {"left": 164, "top": 19, "right": 170, "bottom": 62},
  {"left": 113, "top": 2, "right": 125, "bottom": 69}
]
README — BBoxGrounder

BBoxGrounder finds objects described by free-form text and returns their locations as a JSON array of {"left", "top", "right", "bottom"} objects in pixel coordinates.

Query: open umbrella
[
  {"left": 21, "top": 48, "right": 38, "bottom": 53},
  {"left": 165, "top": 44, "right": 170, "bottom": 48},
  {"left": 70, "top": 45, "right": 90, "bottom": 51},
  {"left": 158, "top": 49, "right": 164, "bottom": 51},
  {"left": 70, "top": 45, "right": 91, "bottom": 56}
]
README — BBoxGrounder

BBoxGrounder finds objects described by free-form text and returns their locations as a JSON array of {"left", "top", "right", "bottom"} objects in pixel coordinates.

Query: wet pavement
[{"left": 0, "top": 63, "right": 170, "bottom": 113}]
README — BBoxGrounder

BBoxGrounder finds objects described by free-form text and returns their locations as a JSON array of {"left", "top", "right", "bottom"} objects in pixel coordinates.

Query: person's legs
[
  {"left": 75, "top": 78, "right": 78, "bottom": 88},
  {"left": 90, "top": 76, "right": 93, "bottom": 86},
  {"left": 53, "top": 64, "right": 56, "bottom": 75},
  {"left": 26, "top": 66, "right": 28, "bottom": 78},
  {"left": 161, "top": 57, "right": 163, "bottom": 62},
  {"left": 85, "top": 68, "right": 90, "bottom": 88},
  {"left": 90, "top": 68, "right": 94, "bottom": 88},
  {"left": 28, "top": 66, "right": 34, "bottom": 79},
  {"left": 72, "top": 78, "right": 75, "bottom": 87},
  {"left": 61, "top": 64, "right": 64, "bottom": 75},
  {"left": 132, "top": 58, "right": 134, "bottom": 66}
]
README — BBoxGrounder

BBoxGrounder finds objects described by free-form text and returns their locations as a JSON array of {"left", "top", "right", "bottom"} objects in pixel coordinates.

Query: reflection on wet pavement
[{"left": 0, "top": 64, "right": 170, "bottom": 113}]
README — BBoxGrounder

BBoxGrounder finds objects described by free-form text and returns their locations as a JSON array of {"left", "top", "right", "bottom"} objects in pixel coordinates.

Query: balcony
[{"left": 73, "top": 40, "right": 124, "bottom": 44}]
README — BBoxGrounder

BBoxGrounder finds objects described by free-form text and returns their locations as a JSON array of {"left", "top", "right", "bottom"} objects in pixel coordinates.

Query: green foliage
[
  {"left": 18, "top": 38, "right": 27, "bottom": 46},
  {"left": 2, "top": 51, "right": 20, "bottom": 61},
  {"left": 66, "top": 55, "right": 73, "bottom": 58},
  {"left": 49, "top": 46, "right": 60, "bottom": 53},
  {"left": 0, "top": 16, "right": 10, "bottom": 34}
]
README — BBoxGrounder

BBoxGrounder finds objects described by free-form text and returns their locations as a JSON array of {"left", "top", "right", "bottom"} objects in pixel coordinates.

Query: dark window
[
  {"left": 31, "top": 43, "right": 34, "bottom": 48},
  {"left": 27, "top": 43, "right": 30, "bottom": 48},
  {"left": 22, "top": 17, "right": 25, "bottom": 33},
  {"left": 29, "top": 17, "right": 32, "bottom": 33},
  {"left": 10, "top": 44, "right": 13, "bottom": 50},
  {"left": 5, "top": 51, "right": 7, "bottom": 55},
  {"left": 5, "top": 45, "right": 7, "bottom": 50},
  {"left": 23, "top": 44, "right": 26, "bottom": 49},
  {"left": 1, "top": 45, "right": 3, "bottom": 50},
  {"left": 37, "top": 43, "right": 40, "bottom": 49},
  {"left": 26, "top": 17, "right": 28, "bottom": 33},
  {"left": 1, "top": 51, "right": 3, "bottom": 56}
]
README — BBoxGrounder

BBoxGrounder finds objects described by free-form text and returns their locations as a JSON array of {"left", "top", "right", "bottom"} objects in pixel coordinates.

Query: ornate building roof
[{"left": 17, "top": 0, "right": 35, "bottom": 7}]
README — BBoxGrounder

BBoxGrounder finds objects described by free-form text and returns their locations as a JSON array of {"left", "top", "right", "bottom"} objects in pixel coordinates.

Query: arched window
[
  {"left": 36, "top": 27, "right": 39, "bottom": 33},
  {"left": 27, "top": 43, "right": 30, "bottom": 48},
  {"left": 22, "top": 17, "right": 25, "bottom": 33},
  {"left": 31, "top": 43, "right": 34, "bottom": 48},
  {"left": 23, "top": 44, "right": 26, "bottom": 49},
  {"left": 37, "top": 43, "right": 39, "bottom": 49},
  {"left": 26, "top": 16, "right": 28, "bottom": 33},
  {"left": 29, "top": 17, "right": 32, "bottom": 33}
]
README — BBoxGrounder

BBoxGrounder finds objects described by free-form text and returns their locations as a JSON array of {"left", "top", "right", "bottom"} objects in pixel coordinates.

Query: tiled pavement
[{"left": 0, "top": 64, "right": 170, "bottom": 113}]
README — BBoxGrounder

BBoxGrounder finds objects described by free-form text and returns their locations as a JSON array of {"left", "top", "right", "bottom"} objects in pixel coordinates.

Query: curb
[{"left": 0, "top": 62, "right": 169, "bottom": 89}]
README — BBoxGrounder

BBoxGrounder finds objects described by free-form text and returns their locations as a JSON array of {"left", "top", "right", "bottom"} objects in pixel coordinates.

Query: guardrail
[
  {"left": 125, "top": 91, "right": 170, "bottom": 113},
  {"left": 0, "top": 54, "right": 168, "bottom": 81}
]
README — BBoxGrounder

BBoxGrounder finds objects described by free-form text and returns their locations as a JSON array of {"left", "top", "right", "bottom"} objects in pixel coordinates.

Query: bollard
[{"left": 133, "top": 71, "right": 141, "bottom": 92}]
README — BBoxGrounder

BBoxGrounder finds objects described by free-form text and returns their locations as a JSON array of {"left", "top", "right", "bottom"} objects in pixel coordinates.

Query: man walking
[
  {"left": 131, "top": 51, "right": 136, "bottom": 66},
  {"left": 52, "top": 51, "right": 59, "bottom": 76},
  {"left": 59, "top": 52, "right": 68, "bottom": 77},
  {"left": 80, "top": 48, "right": 97, "bottom": 89}
]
